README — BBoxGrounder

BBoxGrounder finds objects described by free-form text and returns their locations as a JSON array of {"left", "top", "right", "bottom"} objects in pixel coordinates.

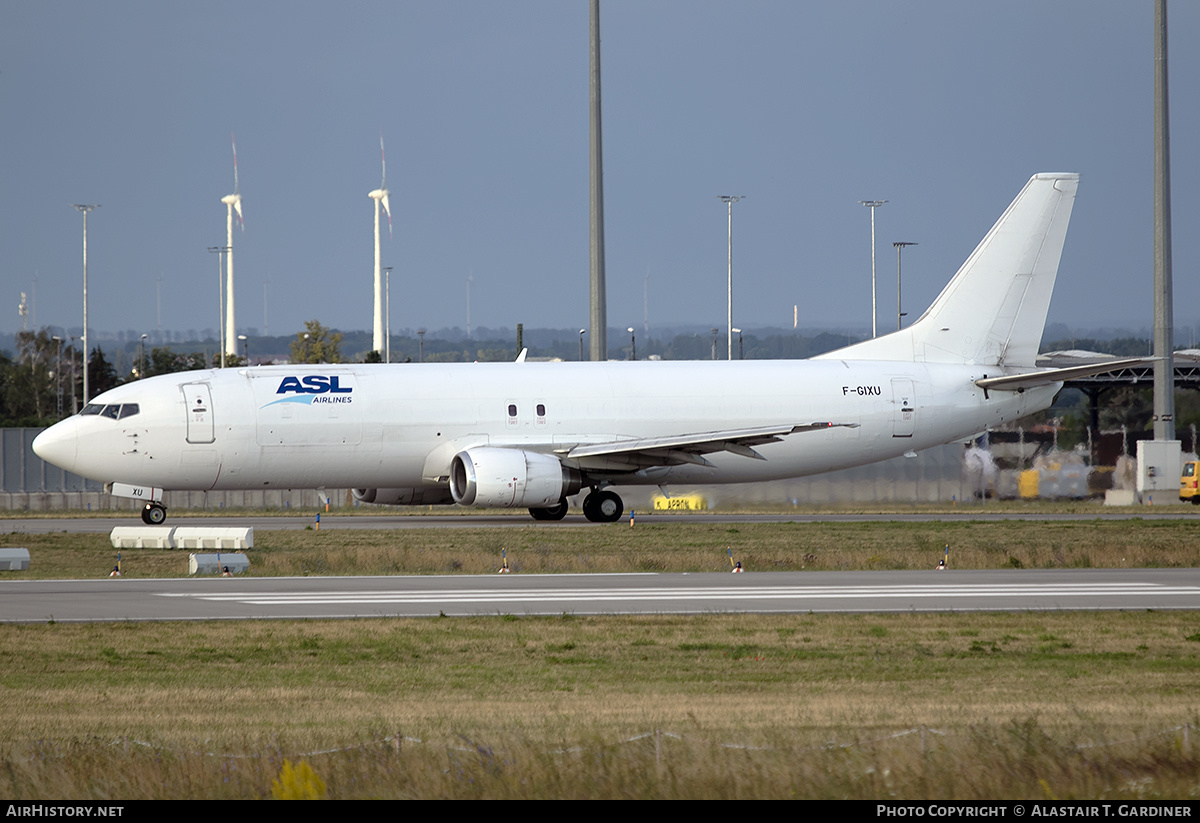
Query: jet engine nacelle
[
  {"left": 449, "top": 447, "right": 582, "bottom": 508},
  {"left": 352, "top": 487, "right": 455, "bottom": 506}
]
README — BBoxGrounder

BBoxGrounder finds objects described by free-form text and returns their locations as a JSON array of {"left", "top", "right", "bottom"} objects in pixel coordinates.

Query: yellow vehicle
[{"left": 1181, "top": 461, "right": 1200, "bottom": 503}]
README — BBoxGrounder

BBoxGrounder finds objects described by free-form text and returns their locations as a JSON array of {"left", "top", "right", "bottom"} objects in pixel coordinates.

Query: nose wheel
[
  {"left": 141, "top": 502, "right": 167, "bottom": 525},
  {"left": 582, "top": 490, "right": 623, "bottom": 523}
]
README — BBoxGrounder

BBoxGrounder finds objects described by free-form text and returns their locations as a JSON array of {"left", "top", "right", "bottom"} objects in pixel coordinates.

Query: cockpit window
[{"left": 80, "top": 403, "right": 140, "bottom": 420}]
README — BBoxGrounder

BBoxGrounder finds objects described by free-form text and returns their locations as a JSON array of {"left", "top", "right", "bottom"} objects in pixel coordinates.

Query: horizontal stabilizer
[{"left": 974, "top": 358, "right": 1157, "bottom": 392}]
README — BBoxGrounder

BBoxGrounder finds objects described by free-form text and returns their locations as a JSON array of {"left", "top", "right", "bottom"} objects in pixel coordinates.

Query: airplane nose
[{"left": 33, "top": 419, "right": 79, "bottom": 473}]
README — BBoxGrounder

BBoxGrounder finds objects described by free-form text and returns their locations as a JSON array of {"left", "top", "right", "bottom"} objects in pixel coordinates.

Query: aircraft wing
[
  {"left": 974, "top": 358, "right": 1156, "bottom": 392},
  {"left": 557, "top": 423, "right": 856, "bottom": 469}
]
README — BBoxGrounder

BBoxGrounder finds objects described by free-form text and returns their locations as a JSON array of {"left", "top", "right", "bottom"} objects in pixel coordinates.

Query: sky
[{"left": 2, "top": 1, "right": 1198, "bottom": 345}]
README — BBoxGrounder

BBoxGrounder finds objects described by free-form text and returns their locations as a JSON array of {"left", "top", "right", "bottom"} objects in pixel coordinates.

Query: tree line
[{"left": 0, "top": 321, "right": 347, "bottom": 426}]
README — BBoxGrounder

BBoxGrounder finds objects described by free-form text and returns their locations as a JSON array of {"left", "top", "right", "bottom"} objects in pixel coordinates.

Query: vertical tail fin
[{"left": 817, "top": 173, "right": 1079, "bottom": 367}]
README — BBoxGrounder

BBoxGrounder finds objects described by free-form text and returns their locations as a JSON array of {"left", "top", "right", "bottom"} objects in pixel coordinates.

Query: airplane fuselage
[{"left": 36, "top": 359, "right": 1055, "bottom": 493}]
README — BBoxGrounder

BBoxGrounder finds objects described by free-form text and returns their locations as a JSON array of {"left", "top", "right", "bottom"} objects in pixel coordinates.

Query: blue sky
[{"left": 2, "top": 1, "right": 1198, "bottom": 343}]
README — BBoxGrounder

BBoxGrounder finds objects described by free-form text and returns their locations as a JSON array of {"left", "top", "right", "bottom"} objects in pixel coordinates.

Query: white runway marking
[{"left": 158, "top": 583, "right": 1200, "bottom": 606}]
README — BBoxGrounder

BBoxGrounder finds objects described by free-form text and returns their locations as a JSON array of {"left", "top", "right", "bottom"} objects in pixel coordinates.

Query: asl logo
[
  {"left": 276, "top": 376, "right": 353, "bottom": 395},
  {"left": 263, "top": 375, "right": 354, "bottom": 408}
]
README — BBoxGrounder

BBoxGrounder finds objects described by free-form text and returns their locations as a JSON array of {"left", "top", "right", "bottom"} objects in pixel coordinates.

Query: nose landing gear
[{"left": 141, "top": 502, "right": 167, "bottom": 525}]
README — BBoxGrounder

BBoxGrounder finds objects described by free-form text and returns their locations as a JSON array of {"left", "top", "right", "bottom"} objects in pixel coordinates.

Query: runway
[
  {"left": 2, "top": 509, "right": 1199, "bottom": 534},
  {"left": 2, "top": 568, "right": 1198, "bottom": 623}
]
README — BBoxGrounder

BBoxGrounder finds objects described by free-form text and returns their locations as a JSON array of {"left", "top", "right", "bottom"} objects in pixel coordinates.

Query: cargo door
[
  {"left": 182, "top": 382, "right": 215, "bottom": 444},
  {"left": 891, "top": 378, "right": 915, "bottom": 438}
]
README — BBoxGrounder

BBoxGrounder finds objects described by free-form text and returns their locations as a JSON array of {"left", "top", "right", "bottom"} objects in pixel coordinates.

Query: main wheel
[
  {"left": 582, "top": 490, "right": 623, "bottom": 523},
  {"left": 141, "top": 503, "right": 167, "bottom": 525},
  {"left": 529, "top": 498, "right": 569, "bottom": 521}
]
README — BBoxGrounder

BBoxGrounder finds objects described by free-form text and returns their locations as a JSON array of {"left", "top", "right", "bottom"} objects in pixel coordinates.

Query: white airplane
[{"left": 34, "top": 173, "right": 1137, "bottom": 525}]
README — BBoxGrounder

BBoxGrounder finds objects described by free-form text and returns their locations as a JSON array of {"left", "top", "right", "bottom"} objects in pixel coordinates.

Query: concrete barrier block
[
  {"left": 189, "top": 552, "right": 251, "bottom": 575},
  {"left": 1105, "top": 489, "right": 1138, "bottom": 506},
  {"left": 0, "top": 548, "right": 31, "bottom": 571},
  {"left": 173, "top": 527, "right": 253, "bottom": 550},
  {"left": 110, "top": 527, "right": 176, "bottom": 549}
]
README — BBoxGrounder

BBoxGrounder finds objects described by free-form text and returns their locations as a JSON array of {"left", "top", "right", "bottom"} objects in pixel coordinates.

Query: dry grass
[
  {"left": 2, "top": 612, "right": 1200, "bottom": 797},
  {"left": 5, "top": 518, "right": 1200, "bottom": 578},
  {"left": 4, "top": 515, "right": 1200, "bottom": 797}
]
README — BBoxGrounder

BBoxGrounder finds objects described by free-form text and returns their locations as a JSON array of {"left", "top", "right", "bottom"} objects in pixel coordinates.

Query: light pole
[
  {"left": 71, "top": 204, "right": 99, "bottom": 403},
  {"left": 238, "top": 334, "right": 248, "bottom": 364},
  {"left": 138, "top": 333, "right": 148, "bottom": 378},
  {"left": 68, "top": 336, "right": 78, "bottom": 414},
  {"left": 627, "top": 327, "right": 636, "bottom": 361},
  {"left": 208, "top": 246, "right": 230, "bottom": 368},
  {"left": 718, "top": 195, "right": 744, "bottom": 360},
  {"left": 643, "top": 271, "right": 650, "bottom": 338},
  {"left": 417, "top": 328, "right": 426, "bottom": 363},
  {"left": 383, "top": 266, "right": 393, "bottom": 363},
  {"left": 52, "top": 333, "right": 63, "bottom": 415},
  {"left": 579, "top": 329, "right": 586, "bottom": 362},
  {"left": 732, "top": 327, "right": 743, "bottom": 360},
  {"left": 711, "top": 328, "right": 719, "bottom": 361},
  {"left": 892, "top": 242, "right": 917, "bottom": 331},
  {"left": 859, "top": 200, "right": 887, "bottom": 338},
  {"left": 466, "top": 275, "right": 473, "bottom": 341}
]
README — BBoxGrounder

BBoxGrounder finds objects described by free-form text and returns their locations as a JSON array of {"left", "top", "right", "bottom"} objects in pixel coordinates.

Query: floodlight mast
[
  {"left": 859, "top": 200, "right": 887, "bottom": 338},
  {"left": 718, "top": 195, "right": 744, "bottom": 360},
  {"left": 208, "top": 246, "right": 230, "bottom": 369},
  {"left": 466, "top": 274, "right": 473, "bottom": 341},
  {"left": 71, "top": 204, "right": 99, "bottom": 404},
  {"left": 588, "top": 0, "right": 607, "bottom": 361},
  {"left": 1153, "top": 0, "right": 1175, "bottom": 442},
  {"left": 893, "top": 242, "right": 917, "bottom": 331}
]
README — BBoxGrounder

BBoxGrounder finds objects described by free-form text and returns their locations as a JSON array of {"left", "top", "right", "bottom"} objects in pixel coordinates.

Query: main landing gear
[
  {"left": 141, "top": 502, "right": 167, "bottom": 525},
  {"left": 527, "top": 489, "right": 625, "bottom": 523},
  {"left": 581, "top": 489, "right": 623, "bottom": 523}
]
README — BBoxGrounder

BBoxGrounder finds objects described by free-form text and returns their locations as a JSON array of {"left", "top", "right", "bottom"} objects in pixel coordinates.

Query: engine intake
[{"left": 449, "top": 448, "right": 581, "bottom": 508}]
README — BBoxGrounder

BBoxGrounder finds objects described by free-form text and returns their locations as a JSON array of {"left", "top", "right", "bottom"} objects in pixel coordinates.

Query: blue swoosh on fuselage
[{"left": 260, "top": 395, "right": 315, "bottom": 409}]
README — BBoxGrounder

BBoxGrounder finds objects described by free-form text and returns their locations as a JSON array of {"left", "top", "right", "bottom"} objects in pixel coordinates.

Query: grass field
[
  {"left": 2, "top": 513, "right": 1200, "bottom": 798},
  {"left": 2, "top": 611, "right": 1199, "bottom": 799},
  {"left": 5, "top": 516, "right": 1200, "bottom": 578}
]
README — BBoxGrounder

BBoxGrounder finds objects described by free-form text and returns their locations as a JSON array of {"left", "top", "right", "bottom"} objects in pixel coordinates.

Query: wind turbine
[
  {"left": 369, "top": 132, "right": 392, "bottom": 355},
  {"left": 220, "top": 134, "right": 244, "bottom": 359}
]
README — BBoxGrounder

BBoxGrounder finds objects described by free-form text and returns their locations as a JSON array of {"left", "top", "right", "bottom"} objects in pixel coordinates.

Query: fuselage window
[
  {"left": 536, "top": 403, "right": 546, "bottom": 416},
  {"left": 508, "top": 404, "right": 517, "bottom": 417}
]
